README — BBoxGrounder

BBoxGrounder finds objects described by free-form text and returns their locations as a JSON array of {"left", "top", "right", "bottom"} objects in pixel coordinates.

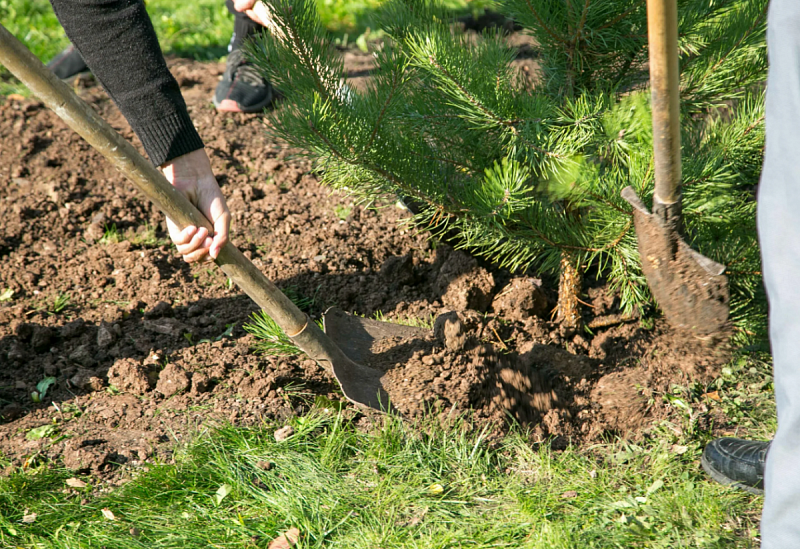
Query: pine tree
[{"left": 247, "top": 0, "right": 767, "bottom": 336}]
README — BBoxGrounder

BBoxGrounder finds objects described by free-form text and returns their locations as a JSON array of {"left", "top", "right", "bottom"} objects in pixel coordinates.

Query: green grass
[{"left": 1, "top": 412, "right": 762, "bottom": 548}]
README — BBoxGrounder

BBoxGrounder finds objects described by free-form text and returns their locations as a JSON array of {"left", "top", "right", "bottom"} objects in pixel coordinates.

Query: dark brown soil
[{"left": 0, "top": 50, "right": 731, "bottom": 481}]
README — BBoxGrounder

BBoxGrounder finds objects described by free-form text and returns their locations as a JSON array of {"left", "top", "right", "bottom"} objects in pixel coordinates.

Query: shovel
[
  {"left": 621, "top": 0, "right": 729, "bottom": 336},
  {"left": 0, "top": 24, "right": 424, "bottom": 412}
]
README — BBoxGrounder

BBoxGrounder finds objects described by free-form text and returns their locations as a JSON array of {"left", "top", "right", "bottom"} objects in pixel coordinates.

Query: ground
[
  {"left": 0, "top": 49, "right": 749, "bottom": 475},
  {"left": 0, "top": 20, "right": 772, "bottom": 548}
]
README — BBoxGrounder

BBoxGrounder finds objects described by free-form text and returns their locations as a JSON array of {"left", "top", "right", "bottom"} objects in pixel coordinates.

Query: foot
[
  {"left": 213, "top": 48, "right": 274, "bottom": 113},
  {"left": 701, "top": 437, "right": 769, "bottom": 495},
  {"left": 47, "top": 45, "right": 90, "bottom": 81}
]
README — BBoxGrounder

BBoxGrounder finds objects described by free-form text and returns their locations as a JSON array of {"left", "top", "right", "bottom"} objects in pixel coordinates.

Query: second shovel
[{"left": 622, "top": 0, "right": 729, "bottom": 336}]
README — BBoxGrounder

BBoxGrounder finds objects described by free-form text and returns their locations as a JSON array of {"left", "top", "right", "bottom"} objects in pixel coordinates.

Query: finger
[
  {"left": 168, "top": 223, "right": 198, "bottom": 246},
  {"left": 181, "top": 236, "right": 213, "bottom": 263},
  {"left": 175, "top": 227, "right": 209, "bottom": 256},
  {"left": 209, "top": 210, "right": 231, "bottom": 259},
  {"left": 181, "top": 246, "right": 210, "bottom": 264}
]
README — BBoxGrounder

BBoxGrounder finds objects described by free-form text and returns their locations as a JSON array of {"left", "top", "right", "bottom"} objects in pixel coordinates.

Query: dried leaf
[
  {"left": 561, "top": 490, "right": 578, "bottom": 499},
  {"left": 101, "top": 508, "right": 116, "bottom": 521},
  {"left": 66, "top": 478, "right": 87, "bottom": 489},
  {"left": 22, "top": 513, "right": 37, "bottom": 524},
  {"left": 268, "top": 527, "right": 300, "bottom": 549},
  {"left": 274, "top": 425, "right": 294, "bottom": 442},
  {"left": 671, "top": 444, "right": 689, "bottom": 455}
]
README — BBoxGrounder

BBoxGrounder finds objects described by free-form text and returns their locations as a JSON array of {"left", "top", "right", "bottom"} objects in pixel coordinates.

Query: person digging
[{"left": 44, "top": 0, "right": 238, "bottom": 262}]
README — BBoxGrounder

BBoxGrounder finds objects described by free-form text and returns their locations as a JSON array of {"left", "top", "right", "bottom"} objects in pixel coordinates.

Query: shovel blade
[
  {"left": 622, "top": 187, "right": 729, "bottom": 335},
  {"left": 323, "top": 307, "right": 429, "bottom": 364},
  {"left": 299, "top": 308, "right": 429, "bottom": 415}
]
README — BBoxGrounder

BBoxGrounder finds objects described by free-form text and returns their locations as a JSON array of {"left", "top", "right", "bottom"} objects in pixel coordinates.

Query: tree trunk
[{"left": 556, "top": 251, "right": 582, "bottom": 329}]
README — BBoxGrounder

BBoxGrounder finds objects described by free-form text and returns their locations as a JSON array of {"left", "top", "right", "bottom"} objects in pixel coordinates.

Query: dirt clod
[
  {"left": 156, "top": 363, "right": 190, "bottom": 398},
  {"left": 107, "top": 358, "right": 152, "bottom": 395}
]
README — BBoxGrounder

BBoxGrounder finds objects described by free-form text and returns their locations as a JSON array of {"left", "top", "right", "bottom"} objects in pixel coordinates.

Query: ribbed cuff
[{"left": 133, "top": 111, "right": 205, "bottom": 167}]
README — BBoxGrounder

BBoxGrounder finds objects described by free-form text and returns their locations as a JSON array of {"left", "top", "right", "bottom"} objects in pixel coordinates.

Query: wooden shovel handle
[
  {"left": 647, "top": 0, "right": 682, "bottom": 226},
  {"left": 0, "top": 24, "right": 309, "bottom": 337}
]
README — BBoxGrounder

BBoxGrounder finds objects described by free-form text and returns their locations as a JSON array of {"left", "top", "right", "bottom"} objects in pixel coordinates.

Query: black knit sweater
[{"left": 49, "top": 0, "right": 204, "bottom": 166}]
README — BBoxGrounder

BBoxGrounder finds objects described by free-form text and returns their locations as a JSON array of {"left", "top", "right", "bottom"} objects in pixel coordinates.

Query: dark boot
[
  {"left": 701, "top": 437, "right": 769, "bottom": 495},
  {"left": 47, "top": 45, "right": 90, "bottom": 81}
]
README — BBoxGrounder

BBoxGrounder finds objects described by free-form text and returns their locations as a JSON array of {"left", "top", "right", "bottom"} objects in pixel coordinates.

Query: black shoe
[
  {"left": 701, "top": 437, "right": 769, "bottom": 495},
  {"left": 213, "top": 48, "right": 274, "bottom": 113},
  {"left": 47, "top": 45, "right": 90, "bottom": 81}
]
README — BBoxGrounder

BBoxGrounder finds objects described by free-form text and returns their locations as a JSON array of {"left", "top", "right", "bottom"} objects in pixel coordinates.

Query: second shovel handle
[{"left": 647, "top": 0, "right": 682, "bottom": 210}]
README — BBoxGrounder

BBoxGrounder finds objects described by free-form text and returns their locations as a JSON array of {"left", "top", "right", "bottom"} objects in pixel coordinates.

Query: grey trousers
[{"left": 759, "top": 1, "right": 800, "bottom": 546}]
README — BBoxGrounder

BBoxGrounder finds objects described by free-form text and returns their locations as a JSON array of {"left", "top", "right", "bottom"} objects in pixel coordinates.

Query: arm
[{"left": 49, "top": 0, "right": 229, "bottom": 261}]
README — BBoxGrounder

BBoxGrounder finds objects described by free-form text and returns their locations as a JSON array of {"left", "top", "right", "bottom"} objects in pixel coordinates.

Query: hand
[{"left": 160, "top": 149, "right": 231, "bottom": 263}]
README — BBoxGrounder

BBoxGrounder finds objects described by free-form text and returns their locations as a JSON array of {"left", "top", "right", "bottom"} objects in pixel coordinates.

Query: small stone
[
  {"left": 143, "top": 318, "right": 187, "bottom": 337},
  {"left": 421, "top": 356, "right": 436, "bottom": 366},
  {"left": 97, "top": 321, "right": 116, "bottom": 348},
  {"left": 561, "top": 490, "right": 578, "bottom": 499},
  {"left": 274, "top": 425, "right": 294, "bottom": 442},
  {"left": 69, "top": 344, "right": 97, "bottom": 367}
]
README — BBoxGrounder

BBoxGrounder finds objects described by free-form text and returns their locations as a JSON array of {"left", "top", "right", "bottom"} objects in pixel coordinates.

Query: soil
[{"left": 0, "top": 45, "right": 732, "bottom": 481}]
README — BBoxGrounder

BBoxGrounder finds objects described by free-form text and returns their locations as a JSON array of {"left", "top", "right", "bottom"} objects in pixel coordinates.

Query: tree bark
[{"left": 556, "top": 251, "right": 583, "bottom": 329}]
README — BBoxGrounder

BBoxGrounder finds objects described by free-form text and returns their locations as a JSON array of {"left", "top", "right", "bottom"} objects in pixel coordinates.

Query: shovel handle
[
  {"left": 0, "top": 24, "right": 309, "bottom": 337},
  {"left": 647, "top": 0, "right": 682, "bottom": 226}
]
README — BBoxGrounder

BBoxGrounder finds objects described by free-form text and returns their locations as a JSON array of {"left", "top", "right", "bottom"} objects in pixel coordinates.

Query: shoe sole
[
  {"left": 701, "top": 452, "right": 764, "bottom": 495},
  {"left": 213, "top": 90, "right": 274, "bottom": 114}
]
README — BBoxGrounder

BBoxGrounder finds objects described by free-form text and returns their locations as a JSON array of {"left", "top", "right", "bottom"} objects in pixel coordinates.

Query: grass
[{"left": 0, "top": 411, "right": 763, "bottom": 548}]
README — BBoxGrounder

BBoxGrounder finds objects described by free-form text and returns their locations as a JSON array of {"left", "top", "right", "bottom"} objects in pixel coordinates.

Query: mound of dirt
[{"left": 0, "top": 52, "right": 733, "bottom": 481}]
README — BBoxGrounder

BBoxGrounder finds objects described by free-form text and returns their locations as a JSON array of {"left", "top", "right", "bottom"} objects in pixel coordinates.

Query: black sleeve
[{"left": 48, "top": 0, "right": 204, "bottom": 166}]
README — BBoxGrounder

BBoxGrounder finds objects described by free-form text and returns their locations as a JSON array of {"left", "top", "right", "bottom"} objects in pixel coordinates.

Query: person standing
[{"left": 701, "top": 0, "right": 800, "bottom": 546}]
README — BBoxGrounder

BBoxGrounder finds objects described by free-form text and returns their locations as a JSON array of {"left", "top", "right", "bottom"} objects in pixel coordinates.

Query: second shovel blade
[{"left": 622, "top": 186, "right": 729, "bottom": 336}]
